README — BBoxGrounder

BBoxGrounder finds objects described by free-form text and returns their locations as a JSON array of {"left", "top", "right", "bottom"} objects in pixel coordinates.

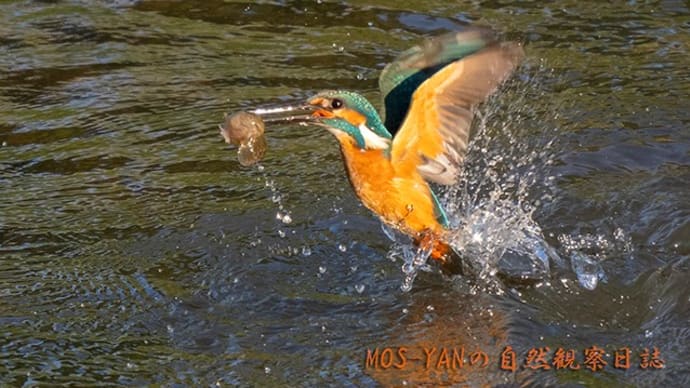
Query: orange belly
[
  {"left": 336, "top": 135, "right": 446, "bottom": 240},
  {"left": 335, "top": 136, "right": 464, "bottom": 272}
]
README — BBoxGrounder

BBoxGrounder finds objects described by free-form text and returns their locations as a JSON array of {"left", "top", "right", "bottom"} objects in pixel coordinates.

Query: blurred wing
[
  {"left": 390, "top": 40, "right": 524, "bottom": 185},
  {"left": 378, "top": 28, "right": 496, "bottom": 134}
]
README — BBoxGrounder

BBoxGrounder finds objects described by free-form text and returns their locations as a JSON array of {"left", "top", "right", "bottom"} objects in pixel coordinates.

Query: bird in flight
[{"left": 239, "top": 27, "right": 523, "bottom": 275}]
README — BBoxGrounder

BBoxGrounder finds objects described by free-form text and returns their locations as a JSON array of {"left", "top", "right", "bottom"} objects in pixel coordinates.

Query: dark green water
[{"left": 1, "top": 1, "right": 688, "bottom": 386}]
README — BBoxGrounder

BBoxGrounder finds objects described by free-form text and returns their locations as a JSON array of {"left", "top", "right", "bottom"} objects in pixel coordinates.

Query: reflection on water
[{"left": 1, "top": 0, "right": 688, "bottom": 386}]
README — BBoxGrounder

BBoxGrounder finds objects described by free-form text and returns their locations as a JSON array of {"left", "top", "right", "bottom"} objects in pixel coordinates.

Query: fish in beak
[{"left": 219, "top": 102, "right": 319, "bottom": 166}]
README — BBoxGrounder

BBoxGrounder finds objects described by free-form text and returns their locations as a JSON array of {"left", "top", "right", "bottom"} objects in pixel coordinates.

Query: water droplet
[
  {"left": 355, "top": 284, "right": 365, "bottom": 293},
  {"left": 380, "top": 223, "right": 397, "bottom": 242},
  {"left": 570, "top": 251, "right": 603, "bottom": 290},
  {"left": 301, "top": 246, "right": 312, "bottom": 256},
  {"left": 402, "top": 262, "right": 414, "bottom": 275},
  {"left": 356, "top": 73, "right": 364, "bottom": 80},
  {"left": 402, "top": 308, "right": 409, "bottom": 314},
  {"left": 400, "top": 277, "right": 413, "bottom": 292},
  {"left": 338, "top": 243, "right": 347, "bottom": 252},
  {"left": 278, "top": 230, "right": 286, "bottom": 238},
  {"left": 471, "top": 231, "right": 483, "bottom": 244},
  {"left": 319, "top": 266, "right": 327, "bottom": 274}
]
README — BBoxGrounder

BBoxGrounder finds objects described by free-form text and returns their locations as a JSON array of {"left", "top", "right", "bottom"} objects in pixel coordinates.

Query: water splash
[
  {"left": 400, "top": 243, "right": 434, "bottom": 292},
  {"left": 262, "top": 172, "right": 297, "bottom": 239},
  {"left": 395, "top": 65, "right": 565, "bottom": 291},
  {"left": 569, "top": 251, "right": 603, "bottom": 290},
  {"left": 380, "top": 223, "right": 397, "bottom": 242},
  {"left": 383, "top": 228, "right": 433, "bottom": 291},
  {"left": 557, "top": 229, "right": 633, "bottom": 290},
  {"left": 391, "top": 65, "right": 637, "bottom": 292}
]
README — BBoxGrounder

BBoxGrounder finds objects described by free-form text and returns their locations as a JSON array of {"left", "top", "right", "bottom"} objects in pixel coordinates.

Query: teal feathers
[{"left": 378, "top": 29, "right": 497, "bottom": 134}]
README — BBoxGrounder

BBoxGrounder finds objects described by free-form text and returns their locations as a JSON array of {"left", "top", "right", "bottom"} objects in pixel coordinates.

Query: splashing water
[
  {"left": 400, "top": 243, "right": 434, "bottom": 292},
  {"left": 557, "top": 229, "right": 634, "bottom": 290},
  {"left": 393, "top": 65, "right": 637, "bottom": 292},
  {"left": 396, "top": 65, "right": 567, "bottom": 291},
  {"left": 263, "top": 172, "right": 294, "bottom": 232}
]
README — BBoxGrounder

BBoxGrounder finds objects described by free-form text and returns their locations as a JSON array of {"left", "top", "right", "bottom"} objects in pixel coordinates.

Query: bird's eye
[{"left": 331, "top": 99, "right": 343, "bottom": 109}]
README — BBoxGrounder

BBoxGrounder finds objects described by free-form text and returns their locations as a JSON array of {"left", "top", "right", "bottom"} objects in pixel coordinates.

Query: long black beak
[{"left": 247, "top": 103, "right": 316, "bottom": 124}]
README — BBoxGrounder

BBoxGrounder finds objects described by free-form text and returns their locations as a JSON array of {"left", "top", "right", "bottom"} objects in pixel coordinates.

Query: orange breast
[{"left": 335, "top": 134, "right": 445, "bottom": 239}]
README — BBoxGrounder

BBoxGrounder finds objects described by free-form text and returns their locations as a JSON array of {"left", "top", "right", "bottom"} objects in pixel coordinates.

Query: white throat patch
[{"left": 358, "top": 124, "right": 390, "bottom": 150}]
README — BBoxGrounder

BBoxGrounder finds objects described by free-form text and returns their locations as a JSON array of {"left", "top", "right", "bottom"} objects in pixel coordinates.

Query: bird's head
[
  {"left": 246, "top": 91, "right": 392, "bottom": 151},
  {"left": 305, "top": 90, "right": 392, "bottom": 150}
]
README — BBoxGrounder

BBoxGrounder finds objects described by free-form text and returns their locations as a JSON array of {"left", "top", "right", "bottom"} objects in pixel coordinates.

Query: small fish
[{"left": 219, "top": 111, "right": 267, "bottom": 166}]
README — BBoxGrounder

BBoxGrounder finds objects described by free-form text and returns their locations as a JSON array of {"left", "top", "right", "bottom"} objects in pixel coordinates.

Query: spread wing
[
  {"left": 378, "top": 28, "right": 497, "bottom": 135},
  {"left": 390, "top": 34, "right": 524, "bottom": 185}
]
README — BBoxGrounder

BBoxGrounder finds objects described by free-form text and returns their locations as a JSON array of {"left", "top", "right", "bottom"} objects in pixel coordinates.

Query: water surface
[{"left": 1, "top": 0, "right": 688, "bottom": 386}]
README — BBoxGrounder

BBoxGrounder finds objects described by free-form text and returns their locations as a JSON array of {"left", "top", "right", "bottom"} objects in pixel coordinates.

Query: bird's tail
[
  {"left": 431, "top": 240, "right": 542, "bottom": 286},
  {"left": 431, "top": 240, "right": 470, "bottom": 276},
  {"left": 412, "top": 234, "right": 471, "bottom": 277}
]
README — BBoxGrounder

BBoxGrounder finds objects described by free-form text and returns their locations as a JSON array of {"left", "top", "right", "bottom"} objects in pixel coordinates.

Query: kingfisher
[{"left": 244, "top": 28, "right": 523, "bottom": 275}]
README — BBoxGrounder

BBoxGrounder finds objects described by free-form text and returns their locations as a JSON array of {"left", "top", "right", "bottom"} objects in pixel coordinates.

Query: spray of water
[
  {"left": 557, "top": 228, "right": 633, "bottom": 290},
  {"left": 391, "top": 63, "right": 639, "bottom": 293},
  {"left": 392, "top": 63, "right": 622, "bottom": 293}
]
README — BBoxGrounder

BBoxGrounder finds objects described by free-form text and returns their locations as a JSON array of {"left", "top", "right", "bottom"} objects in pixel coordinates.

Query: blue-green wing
[{"left": 378, "top": 28, "right": 498, "bottom": 134}]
